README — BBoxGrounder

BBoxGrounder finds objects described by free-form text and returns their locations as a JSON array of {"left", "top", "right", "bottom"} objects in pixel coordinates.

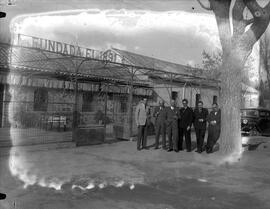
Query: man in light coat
[{"left": 135, "top": 98, "right": 148, "bottom": 150}]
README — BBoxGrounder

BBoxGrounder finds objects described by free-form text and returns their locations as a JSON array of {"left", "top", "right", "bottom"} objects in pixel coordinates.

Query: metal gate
[{"left": 2, "top": 99, "right": 74, "bottom": 146}]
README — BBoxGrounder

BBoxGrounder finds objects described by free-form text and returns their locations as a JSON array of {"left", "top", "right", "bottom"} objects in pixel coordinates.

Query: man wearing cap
[
  {"left": 193, "top": 101, "right": 208, "bottom": 153},
  {"left": 135, "top": 98, "right": 148, "bottom": 150},
  {"left": 165, "top": 100, "right": 179, "bottom": 152},
  {"left": 206, "top": 103, "right": 221, "bottom": 153},
  {"left": 153, "top": 100, "right": 167, "bottom": 149},
  {"left": 178, "top": 99, "right": 194, "bottom": 152}
]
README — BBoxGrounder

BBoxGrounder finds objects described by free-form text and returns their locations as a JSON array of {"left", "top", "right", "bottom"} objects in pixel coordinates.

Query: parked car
[{"left": 241, "top": 108, "right": 270, "bottom": 136}]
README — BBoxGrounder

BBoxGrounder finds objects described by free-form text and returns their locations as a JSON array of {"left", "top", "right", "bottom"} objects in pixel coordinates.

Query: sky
[
  {"left": 2, "top": 0, "right": 221, "bottom": 66},
  {"left": 0, "top": 0, "right": 263, "bottom": 78}
]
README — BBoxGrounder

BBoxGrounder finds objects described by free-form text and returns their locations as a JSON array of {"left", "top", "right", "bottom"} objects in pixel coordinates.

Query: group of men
[{"left": 134, "top": 98, "right": 221, "bottom": 154}]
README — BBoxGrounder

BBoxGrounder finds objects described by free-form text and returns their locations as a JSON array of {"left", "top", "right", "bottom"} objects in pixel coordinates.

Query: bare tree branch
[
  {"left": 196, "top": 0, "right": 212, "bottom": 10},
  {"left": 264, "top": 1, "right": 270, "bottom": 10},
  {"left": 240, "top": 0, "right": 270, "bottom": 51},
  {"left": 245, "top": 18, "right": 254, "bottom": 25},
  {"left": 260, "top": 32, "right": 270, "bottom": 89},
  {"left": 243, "top": 0, "right": 264, "bottom": 18},
  {"left": 232, "top": 0, "right": 247, "bottom": 37},
  {"left": 210, "top": 0, "right": 232, "bottom": 54}
]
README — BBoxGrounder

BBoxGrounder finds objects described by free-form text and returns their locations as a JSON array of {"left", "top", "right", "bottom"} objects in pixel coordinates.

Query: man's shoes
[
  {"left": 154, "top": 147, "right": 159, "bottom": 150},
  {"left": 186, "top": 149, "right": 191, "bottom": 152},
  {"left": 162, "top": 147, "right": 167, "bottom": 150},
  {"left": 195, "top": 150, "right": 199, "bottom": 152},
  {"left": 137, "top": 148, "right": 141, "bottom": 151},
  {"left": 143, "top": 147, "right": 149, "bottom": 150},
  {"left": 167, "top": 149, "right": 173, "bottom": 152},
  {"left": 174, "top": 149, "right": 179, "bottom": 153}
]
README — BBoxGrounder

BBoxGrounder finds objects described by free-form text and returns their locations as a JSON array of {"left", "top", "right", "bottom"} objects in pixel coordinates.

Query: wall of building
[
  {"left": 152, "top": 81, "right": 219, "bottom": 109},
  {"left": 1, "top": 83, "right": 144, "bottom": 132}
]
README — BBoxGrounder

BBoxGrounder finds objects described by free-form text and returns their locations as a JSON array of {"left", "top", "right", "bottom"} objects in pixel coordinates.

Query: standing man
[
  {"left": 206, "top": 103, "right": 221, "bottom": 154},
  {"left": 178, "top": 99, "right": 193, "bottom": 152},
  {"left": 135, "top": 98, "right": 148, "bottom": 150},
  {"left": 193, "top": 101, "right": 208, "bottom": 153},
  {"left": 165, "top": 100, "right": 179, "bottom": 152},
  {"left": 153, "top": 100, "right": 167, "bottom": 149}
]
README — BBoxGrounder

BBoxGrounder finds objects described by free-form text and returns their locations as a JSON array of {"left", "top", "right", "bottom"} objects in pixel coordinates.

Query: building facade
[{"left": 0, "top": 36, "right": 261, "bottom": 144}]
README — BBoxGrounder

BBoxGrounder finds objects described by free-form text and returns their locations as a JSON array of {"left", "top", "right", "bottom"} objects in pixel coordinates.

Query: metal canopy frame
[{"left": 0, "top": 42, "right": 220, "bottom": 86}]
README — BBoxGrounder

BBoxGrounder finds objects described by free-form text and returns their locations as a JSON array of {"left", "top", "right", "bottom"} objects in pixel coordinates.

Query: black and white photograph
[{"left": 1, "top": 0, "right": 270, "bottom": 208}]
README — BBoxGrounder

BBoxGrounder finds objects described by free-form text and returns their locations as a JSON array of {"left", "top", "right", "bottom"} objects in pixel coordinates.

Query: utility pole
[{"left": 127, "top": 67, "right": 134, "bottom": 139}]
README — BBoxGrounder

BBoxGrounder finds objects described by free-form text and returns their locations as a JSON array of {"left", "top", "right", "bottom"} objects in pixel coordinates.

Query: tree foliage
[
  {"left": 201, "top": 50, "right": 222, "bottom": 79},
  {"left": 200, "top": 50, "right": 257, "bottom": 87}
]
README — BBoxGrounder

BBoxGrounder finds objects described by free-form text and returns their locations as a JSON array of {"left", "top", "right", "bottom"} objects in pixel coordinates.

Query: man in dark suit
[
  {"left": 193, "top": 101, "right": 208, "bottom": 153},
  {"left": 178, "top": 99, "right": 193, "bottom": 152},
  {"left": 153, "top": 100, "right": 167, "bottom": 149},
  {"left": 165, "top": 100, "right": 179, "bottom": 152},
  {"left": 206, "top": 103, "right": 221, "bottom": 153}
]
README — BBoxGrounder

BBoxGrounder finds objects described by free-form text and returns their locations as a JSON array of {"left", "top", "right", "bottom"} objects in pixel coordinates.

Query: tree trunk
[
  {"left": 219, "top": 51, "right": 247, "bottom": 154},
  {"left": 199, "top": 0, "right": 270, "bottom": 155}
]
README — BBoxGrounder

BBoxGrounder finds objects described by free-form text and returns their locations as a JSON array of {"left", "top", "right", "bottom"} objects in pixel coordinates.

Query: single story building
[{"left": 0, "top": 34, "right": 261, "bottom": 144}]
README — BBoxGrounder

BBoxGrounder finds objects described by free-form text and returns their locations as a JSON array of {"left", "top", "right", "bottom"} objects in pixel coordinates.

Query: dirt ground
[{"left": 0, "top": 136, "right": 270, "bottom": 209}]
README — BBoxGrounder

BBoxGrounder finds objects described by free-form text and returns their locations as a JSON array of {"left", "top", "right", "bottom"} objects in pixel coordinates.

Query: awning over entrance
[{"left": 0, "top": 73, "right": 152, "bottom": 96}]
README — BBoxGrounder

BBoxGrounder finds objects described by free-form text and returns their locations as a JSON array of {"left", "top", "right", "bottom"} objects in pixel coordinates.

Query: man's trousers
[
  {"left": 137, "top": 125, "right": 148, "bottom": 149},
  {"left": 155, "top": 122, "right": 166, "bottom": 148},
  {"left": 179, "top": 128, "right": 191, "bottom": 151},
  {"left": 167, "top": 122, "right": 178, "bottom": 150},
  {"left": 195, "top": 128, "right": 206, "bottom": 152}
]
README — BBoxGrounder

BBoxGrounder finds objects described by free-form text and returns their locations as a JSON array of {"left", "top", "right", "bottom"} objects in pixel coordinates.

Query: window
[
  {"left": 82, "top": 92, "right": 93, "bottom": 112},
  {"left": 259, "top": 111, "right": 270, "bottom": 117},
  {"left": 120, "top": 100, "right": 127, "bottom": 113},
  {"left": 241, "top": 110, "right": 259, "bottom": 117},
  {"left": 108, "top": 93, "right": 113, "bottom": 101},
  {"left": 195, "top": 93, "right": 201, "bottom": 107},
  {"left": 213, "top": 95, "right": 218, "bottom": 104},
  {"left": 34, "top": 88, "right": 48, "bottom": 111},
  {"left": 171, "top": 91, "right": 178, "bottom": 100}
]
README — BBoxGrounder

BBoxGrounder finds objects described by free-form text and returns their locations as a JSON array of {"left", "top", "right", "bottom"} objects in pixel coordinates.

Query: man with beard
[
  {"left": 178, "top": 99, "right": 193, "bottom": 152},
  {"left": 206, "top": 103, "right": 221, "bottom": 153},
  {"left": 165, "top": 100, "right": 179, "bottom": 152},
  {"left": 193, "top": 101, "right": 208, "bottom": 153},
  {"left": 153, "top": 100, "right": 167, "bottom": 150}
]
